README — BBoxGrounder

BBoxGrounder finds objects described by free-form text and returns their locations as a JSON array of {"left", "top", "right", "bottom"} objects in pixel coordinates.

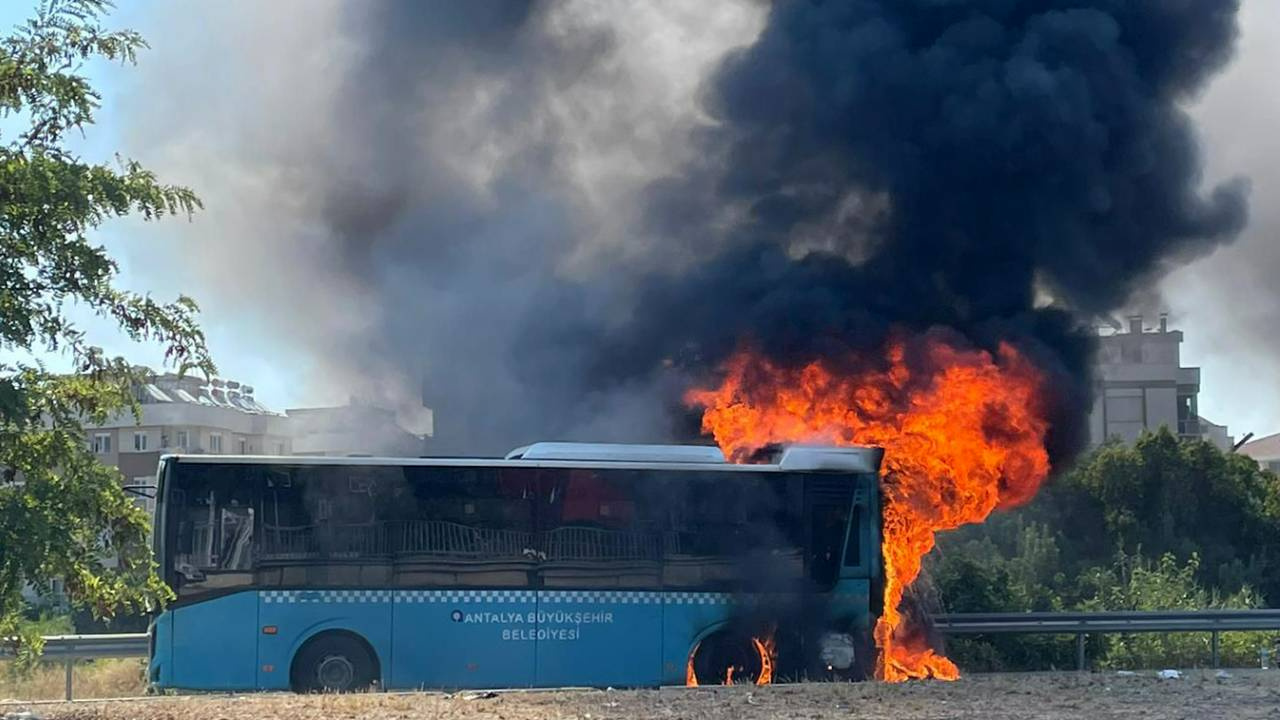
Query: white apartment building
[
  {"left": 1088, "top": 315, "right": 1232, "bottom": 450},
  {"left": 86, "top": 374, "right": 431, "bottom": 513},
  {"left": 87, "top": 374, "right": 293, "bottom": 510}
]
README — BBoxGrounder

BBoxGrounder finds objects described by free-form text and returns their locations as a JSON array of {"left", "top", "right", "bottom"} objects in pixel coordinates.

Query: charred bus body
[{"left": 147, "top": 442, "right": 883, "bottom": 691}]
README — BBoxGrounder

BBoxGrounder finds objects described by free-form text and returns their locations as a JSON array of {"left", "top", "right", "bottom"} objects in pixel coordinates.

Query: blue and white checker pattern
[
  {"left": 258, "top": 589, "right": 748, "bottom": 605},
  {"left": 260, "top": 589, "right": 392, "bottom": 604},
  {"left": 665, "top": 592, "right": 735, "bottom": 605},
  {"left": 542, "top": 591, "right": 662, "bottom": 604},
  {"left": 395, "top": 590, "right": 535, "bottom": 604}
]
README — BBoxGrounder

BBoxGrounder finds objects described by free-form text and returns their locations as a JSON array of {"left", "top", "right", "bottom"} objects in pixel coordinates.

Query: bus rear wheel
[{"left": 291, "top": 632, "right": 378, "bottom": 693}]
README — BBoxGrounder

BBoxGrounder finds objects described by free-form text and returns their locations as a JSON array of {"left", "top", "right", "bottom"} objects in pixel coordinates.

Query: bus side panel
[
  {"left": 534, "top": 591, "right": 662, "bottom": 688},
  {"left": 148, "top": 609, "right": 174, "bottom": 687},
  {"left": 660, "top": 593, "right": 735, "bottom": 685},
  {"left": 256, "top": 590, "right": 394, "bottom": 690},
  {"left": 390, "top": 589, "right": 536, "bottom": 690},
  {"left": 170, "top": 591, "right": 259, "bottom": 690}
]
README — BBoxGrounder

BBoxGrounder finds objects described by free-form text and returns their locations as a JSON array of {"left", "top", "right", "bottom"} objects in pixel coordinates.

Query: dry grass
[
  {"left": 0, "top": 659, "right": 146, "bottom": 702},
  {"left": 2, "top": 671, "right": 1279, "bottom": 720}
]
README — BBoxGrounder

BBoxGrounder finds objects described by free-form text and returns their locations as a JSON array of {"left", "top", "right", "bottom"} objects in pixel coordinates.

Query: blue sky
[{"left": 0, "top": 0, "right": 310, "bottom": 410}]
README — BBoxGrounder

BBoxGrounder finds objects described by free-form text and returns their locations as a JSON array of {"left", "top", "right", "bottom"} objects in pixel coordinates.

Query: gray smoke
[{"left": 120, "top": 1, "right": 764, "bottom": 454}]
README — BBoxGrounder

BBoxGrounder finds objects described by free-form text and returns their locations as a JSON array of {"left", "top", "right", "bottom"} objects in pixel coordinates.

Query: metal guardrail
[
  {"left": 935, "top": 610, "right": 1280, "bottom": 671},
  {"left": 6, "top": 610, "right": 1280, "bottom": 700},
  {"left": 1, "top": 633, "right": 148, "bottom": 701}
]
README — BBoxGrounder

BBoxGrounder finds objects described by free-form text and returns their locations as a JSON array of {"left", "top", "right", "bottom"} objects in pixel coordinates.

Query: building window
[
  {"left": 209, "top": 433, "right": 223, "bottom": 454},
  {"left": 1268, "top": 460, "right": 1280, "bottom": 474},
  {"left": 176, "top": 430, "right": 189, "bottom": 449},
  {"left": 276, "top": 442, "right": 285, "bottom": 456},
  {"left": 134, "top": 432, "right": 148, "bottom": 452},
  {"left": 1177, "top": 394, "right": 1198, "bottom": 436},
  {"left": 238, "top": 438, "right": 247, "bottom": 455},
  {"left": 92, "top": 433, "right": 112, "bottom": 454},
  {"left": 160, "top": 432, "right": 169, "bottom": 449}
]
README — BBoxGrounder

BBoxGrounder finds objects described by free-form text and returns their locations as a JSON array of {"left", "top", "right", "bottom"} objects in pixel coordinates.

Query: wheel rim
[{"left": 316, "top": 654, "right": 355, "bottom": 690}]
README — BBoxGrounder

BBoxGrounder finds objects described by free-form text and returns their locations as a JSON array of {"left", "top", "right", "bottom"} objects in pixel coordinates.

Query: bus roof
[{"left": 163, "top": 442, "right": 884, "bottom": 474}]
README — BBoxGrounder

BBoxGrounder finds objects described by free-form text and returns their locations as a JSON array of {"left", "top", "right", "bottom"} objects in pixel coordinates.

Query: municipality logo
[{"left": 451, "top": 609, "right": 464, "bottom": 622}]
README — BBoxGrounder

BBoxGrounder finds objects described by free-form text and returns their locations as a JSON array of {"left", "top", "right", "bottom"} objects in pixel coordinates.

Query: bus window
[
  {"left": 841, "top": 484, "right": 870, "bottom": 574},
  {"left": 539, "top": 469, "right": 662, "bottom": 588},
  {"left": 658, "top": 472, "right": 805, "bottom": 591},
  {"left": 170, "top": 464, "right": 258, "bottom": 597},
  {"left": 393, "top": 466, "right": 537, "bottom": 588}
]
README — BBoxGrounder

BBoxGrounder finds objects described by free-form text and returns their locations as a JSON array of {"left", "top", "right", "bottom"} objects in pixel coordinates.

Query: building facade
[
  {"left": 286, "top": 401, "right": 426, "bottom": 457},
  {"left": 87, "top": 374, "right": 293, "bottom": 512},
  {"left": 1088, "top": 315, "right": 1232, "bottom": 450},
  {"left": 86, "top": 376, "right": 430, "bottom": 513},
  {"left": 1239, "top": 433, "right": 1280, "bottom": 473}
]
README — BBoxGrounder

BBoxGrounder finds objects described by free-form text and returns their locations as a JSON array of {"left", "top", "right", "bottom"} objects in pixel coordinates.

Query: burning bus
[{"left": 146, "top": 442, "right": 883, "bottom": 691}]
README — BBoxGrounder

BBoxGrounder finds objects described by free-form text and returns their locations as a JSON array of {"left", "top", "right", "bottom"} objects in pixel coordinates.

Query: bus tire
[
  {"left": 291, "top": 632, "right": 379, "bottom": 693},
  {"left": 689, "top": 631, "right": 766, "bottom": 686}
]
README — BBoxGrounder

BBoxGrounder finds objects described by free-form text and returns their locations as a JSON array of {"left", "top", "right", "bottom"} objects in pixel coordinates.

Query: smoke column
[
  {"left": 594, "top": 0, "right": 1248, "bottom": 461},
  {"left": 122, "top": 1, "right": 764, "bottom": 453},
  {"left": 123, "top": 0, "right": 1246, "bottom": 457}
]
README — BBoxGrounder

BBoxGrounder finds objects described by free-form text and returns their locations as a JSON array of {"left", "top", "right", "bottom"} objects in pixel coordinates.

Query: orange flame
[
  {"left": 685, "top": 337, "right": 1050, "bottom": 681},
  {"left": 753, "top": 634, "right": 776, "bottom": 685},
  {"left": 685, "top": 632, "right": 779, "bottom": 687}
]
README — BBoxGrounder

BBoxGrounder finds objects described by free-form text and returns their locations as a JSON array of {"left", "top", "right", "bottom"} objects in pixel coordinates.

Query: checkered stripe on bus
[
  {"left": 260, "top": 590, "right": 392, "bottom": 604},
  {"left": 541, "top": 591, "right": 662, "bottom": 604},
  {"left": 395, "top": 590, "right": 536, "bottom": 604}
]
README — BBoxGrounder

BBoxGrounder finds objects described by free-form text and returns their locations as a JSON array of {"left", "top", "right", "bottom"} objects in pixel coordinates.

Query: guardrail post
[
  {"left": 64, "top": 656, "right": 74, "bottom": 701},
  {"left": 1076, "top": 632, "right": 1086, "bottom": 672},
  {"left": 1211, "top": 630, "right": 1220, "bottom": 668}
]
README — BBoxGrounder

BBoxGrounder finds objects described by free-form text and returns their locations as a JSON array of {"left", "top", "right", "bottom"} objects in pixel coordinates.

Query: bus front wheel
[{"left": 291, "top": 632, "right": 378, "bottom": 693}]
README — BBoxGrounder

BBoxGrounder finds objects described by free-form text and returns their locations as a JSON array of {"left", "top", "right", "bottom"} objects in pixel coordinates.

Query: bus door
[
  {"left": 533, "top": 469, "right": 663, "bottom": 687},
  {"left": 168, "top": 472, "right": 260, "bottom": 690},
  {"left": 389, "top": 467, "right": 539, "bottom": 689}
]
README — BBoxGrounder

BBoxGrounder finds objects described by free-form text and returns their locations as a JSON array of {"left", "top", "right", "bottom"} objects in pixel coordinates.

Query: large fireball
[{"left": 685, "top": 336, "right": 1051, "bottom": 681}]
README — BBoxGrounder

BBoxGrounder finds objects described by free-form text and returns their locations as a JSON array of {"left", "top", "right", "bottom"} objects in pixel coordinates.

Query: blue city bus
[{"left": 147, "top": 442, "right": 883, "bottom": 691}]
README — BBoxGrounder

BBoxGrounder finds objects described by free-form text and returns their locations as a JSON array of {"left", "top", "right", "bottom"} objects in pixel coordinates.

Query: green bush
[{"left": 930, "top": 429, "right": 1280, "bottom": 672}]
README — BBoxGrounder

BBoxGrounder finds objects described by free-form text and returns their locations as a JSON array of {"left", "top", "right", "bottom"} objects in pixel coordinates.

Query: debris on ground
[{"left": 24, "top": 672, "right": 1280, "bottom": 720}]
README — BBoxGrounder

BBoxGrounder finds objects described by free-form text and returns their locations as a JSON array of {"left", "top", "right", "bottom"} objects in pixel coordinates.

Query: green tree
[
  {"left": 1051, "top": 430, "right": 1280, "bottom": 599},
  {"left": 1081, "top": 552, "right": 1268, "bottom": 669},
  {"left": 0, "top": 0, "right": 211, "bottom": 660},
  {"left": 931, "top": 430, "right": 1280, "bottom": 671}
]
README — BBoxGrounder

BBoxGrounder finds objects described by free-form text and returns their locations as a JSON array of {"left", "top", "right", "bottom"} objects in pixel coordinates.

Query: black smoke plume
[{"left": 587, "top": 0, "right": 1248, "bottom": 463}]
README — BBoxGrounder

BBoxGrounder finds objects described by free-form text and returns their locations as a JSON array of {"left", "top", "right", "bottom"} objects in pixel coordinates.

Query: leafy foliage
[
  {"left": 0, "top": 0, "right": 211, "bottom": 663},
  {"left": 933, "top": 429, "right": 1280, "bottom": 670},
  {"left": 1080, "top": 553, "right": 1265, "bottom": 669}
]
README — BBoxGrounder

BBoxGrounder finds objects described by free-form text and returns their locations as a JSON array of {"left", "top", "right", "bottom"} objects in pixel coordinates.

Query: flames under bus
[{"left": 147, "top": 442, "right": 883, "bottom": 691}]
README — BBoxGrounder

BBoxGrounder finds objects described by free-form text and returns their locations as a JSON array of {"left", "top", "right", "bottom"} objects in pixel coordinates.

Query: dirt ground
[{"left": 5, "top": 671, "right": 1280, "bottom": 720}]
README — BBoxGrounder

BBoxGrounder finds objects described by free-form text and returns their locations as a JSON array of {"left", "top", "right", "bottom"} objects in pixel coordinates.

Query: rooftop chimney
[
  {"left": 1127, "top": 315, "right": 1143, "bottom": 334},
  {"left": 1159, "top": 313, "right": 1168, "bottom": 333}
]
